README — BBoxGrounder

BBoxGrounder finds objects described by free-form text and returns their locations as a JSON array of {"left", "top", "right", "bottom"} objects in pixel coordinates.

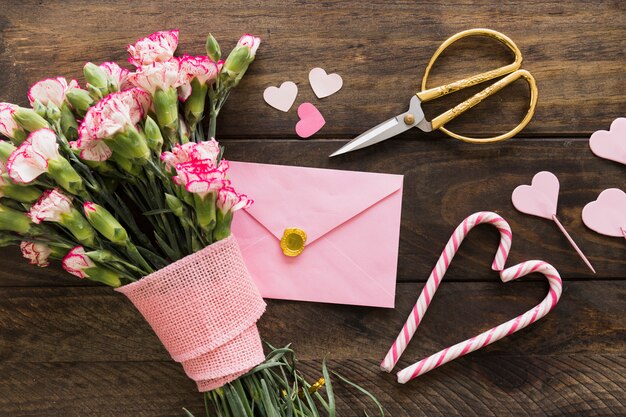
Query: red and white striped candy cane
[{"left": 381, "top": 211, "right": 563, "bottom": 384}]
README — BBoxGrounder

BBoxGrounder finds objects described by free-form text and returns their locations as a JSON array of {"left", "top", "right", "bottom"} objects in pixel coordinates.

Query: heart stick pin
[
  {"left": 512, "top": 171, "right": 596, "bottom": 273},
  {"left": 582, "top": 188, "right": 626, "bottom": 239},
  {"left": 589, "top": 118, "right": 626, "bottom": 166},
  {"left": 381, "top": 211, "right": 562, "bottom": 383}
]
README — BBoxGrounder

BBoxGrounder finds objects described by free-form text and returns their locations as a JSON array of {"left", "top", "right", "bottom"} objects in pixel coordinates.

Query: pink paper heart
[
  {"left": 512, "top": 171, "right": 560, "bottom": 220},
  {"left": 589, "top": 118, "right": 626, "bottom": 165},
  {"left": 309, "top": 67, "right": 343, "bottom": 99},
  {"left": 295, "top": 102, "right": 325, "bottom": 139},
  {"left": 582, "top": 188, "right": 626, "bottom": 238},
  {"left": 263, "top": 81, "right": 298, "bottom": 112}
]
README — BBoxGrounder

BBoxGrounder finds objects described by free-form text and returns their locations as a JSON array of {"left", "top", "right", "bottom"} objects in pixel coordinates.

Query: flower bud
[
  {"left": 223, "top": 46, "right": 250, "bottom": 75},
  {"left": 62, "top": 246, "right": 122, "bottom": 287},
  {"left": 86, "top": 84, "right": 103, "bottom": 101},
  {"left": 106, "top": 127, "right": 150, "bottom": 162},
  {"left": 13, "top": 107, "right": 50, "bottom": 132},
  {"left": 65, "top": 210, "right": 97, "bottom": 247},
  {"left": 28, "top": 188, "right": 95, "bottom": 246},
  {"left": 84, "top": 202, "right": 129, "bottom": 244},
  {"left": 85, "top": 249, "right": 117, "bottom": 263},
  {"left": 83, "top": 62, "right": 109, "bottom": 91},
  {"left": 60, "top": 103, "right": 78, "bottom": 141},
  {"left": 143, "top": 116, "right": 163, "bottom": 153},
  {"left": 48, "top": 244, "right": 68, "bottom": 260},
  {"left": 85, "top": 266, "right": 123, "bottom": 287},
  {"left": 205, "top": 34, "right": 221, "bottom": 62},
  {"left": 237, "top": 34, "right": 261, "bottom": 59},
  {"left": 0, "top": 174, "right": 41, "bottom": 203},
  {"left": 153, "top": 87, "right": 179, "bottom": 133},
  {"left": 0, "top": 141, "right": 16, "bottom": 162},
  {"left": 32, "top": 100, "right": 47, "bottom": 118},
  {"left": 46, "top": 104, "right": 61, "bottom": 122},
  {"left": 213, "top": 209, "right": 233, "bottom": 241},
  {"left": 165, "top": 193, "right": 185, "bottom": 217},
  {"left": 0, "top": 204, "right": 32, "bottom": 234},
  {"left": 66, "top": 88, "right": 94, "bottom": 117},
  {"left": 47, "top": 156, "right": 85, "bottom": 195},
  {"left": 193, "top": 192, "right": 217, "bottom": 232},
  {"left": 184, "top": 78, "right": 208, "bottom": 129}
]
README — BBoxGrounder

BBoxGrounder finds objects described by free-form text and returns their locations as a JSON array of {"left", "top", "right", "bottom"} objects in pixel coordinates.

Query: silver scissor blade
[
  {"left": 329, "top": 118, "right": 406, "bottom": 157},
  {"left": 329, "top": 95, "right": 426, "bottom": 157}
]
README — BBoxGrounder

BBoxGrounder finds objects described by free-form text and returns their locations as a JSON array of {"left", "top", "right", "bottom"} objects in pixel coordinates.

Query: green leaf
[
  {"left": 260, "top": 379, "right": 279, "bottom": 417},
  {"left": 322, "top": 359, "right": 335, "bottom": 417},
  {"left": 142, "top": 208, "right": 174, "bottom": 216},
  {"left": 224, "top": 384, "right": 251, "bottom": 417},
  {"left": 154, "top": 232, "right": 180, "bottom": 261},
  {"left": 182, "top": 408, "right": 195, "bottom": 417},
  {"left": 332, "top": 371, "right": 385, "bottom": 417}
]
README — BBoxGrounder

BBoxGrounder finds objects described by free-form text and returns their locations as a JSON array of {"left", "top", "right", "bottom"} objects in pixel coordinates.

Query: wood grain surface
[{"left": 0, "top": 0, "right": 624, "bottom": 416}]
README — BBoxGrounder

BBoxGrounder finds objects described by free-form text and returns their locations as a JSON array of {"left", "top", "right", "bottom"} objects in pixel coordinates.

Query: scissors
[{"left": 330, "top": 28, "right": 538, "bottom": 157}]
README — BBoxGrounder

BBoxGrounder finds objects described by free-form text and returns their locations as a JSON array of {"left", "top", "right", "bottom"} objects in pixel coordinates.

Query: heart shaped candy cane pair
[{"left": 381, "top": 211, "right": 562, "bottom": 384}]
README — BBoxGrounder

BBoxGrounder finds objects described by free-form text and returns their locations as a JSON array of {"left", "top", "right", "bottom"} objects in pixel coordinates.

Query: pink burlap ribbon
[{"left": 116, "top": 235, "right": 266, "bottom": 391}]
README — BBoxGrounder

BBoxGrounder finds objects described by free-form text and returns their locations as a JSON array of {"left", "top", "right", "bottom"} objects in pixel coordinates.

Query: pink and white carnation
[
  {"left": 76, "top": 88, "right": 151, "bottom": 161},
  {"left": 173, "top": 159, "right": 229, "bottom": 196},
  {"left": 27, "top": 188, "right": 73, "bottom": 224},
  {"left": 177, "top": 55, "right": 219, "bottom": 100},
  {"left": 7, "top": 128, "right": 60, "bottom": 183},
  {"left": 237, "top": 34, "right": 261, "bottom": 58},
  {"left": 127, "top": 29, "right": 179, "bottom": 67},
  {"left": 28, "top": 77, "right": 79, "bottom": 107},
  {"left": 161, "top": 139, "right": 220, "bottom": 170},
  {"left": 0, "top": 103, "right": 24, "bottom": 140},
  {"left": 97, "top": 62, "right": 131, "bottom": 91},
  {"left": 127, "top": 60, "right": 186, "bottom": 95},
  {"left": 20, "top": 241, "right": 52, "bottom": 267},
  {"left": 62, "top": 246, "right": 94, "bottom": 278},
  {"left": 216, "top": 186, "right": 253, "bottom": 213}
]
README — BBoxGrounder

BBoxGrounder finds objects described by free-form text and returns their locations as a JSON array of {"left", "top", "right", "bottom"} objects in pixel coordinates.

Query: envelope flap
[{"left": 228, "top": 161, "right": 403, "bottom": 244}]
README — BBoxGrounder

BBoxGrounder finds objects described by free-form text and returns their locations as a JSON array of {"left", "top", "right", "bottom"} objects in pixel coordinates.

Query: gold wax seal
[{"left": 280, "top": 228, "right": 307, "bottom": 257}]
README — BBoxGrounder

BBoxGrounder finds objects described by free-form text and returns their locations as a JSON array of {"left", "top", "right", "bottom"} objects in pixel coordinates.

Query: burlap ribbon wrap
[{"left": 116, "top": 235, "right": 266, "bottom": 391}]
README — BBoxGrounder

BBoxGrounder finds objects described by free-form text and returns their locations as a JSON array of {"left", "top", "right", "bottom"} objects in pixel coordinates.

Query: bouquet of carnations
[{"left": 0, "top": 30, "right": 382, "bottom": 416}]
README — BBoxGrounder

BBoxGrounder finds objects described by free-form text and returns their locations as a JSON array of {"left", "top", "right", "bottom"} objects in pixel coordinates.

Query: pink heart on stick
[
  {"left": 295, "top": 102, "right": 325, "bottom": 139},
  {"left": 589, "top": 118, "right": 626, "bottom": 165},
  {"left": 512, "top": 171, "right": 560, "bottom": 220},
  {"left": 582, "top": 188, "right": 626, "bottom": 238}
]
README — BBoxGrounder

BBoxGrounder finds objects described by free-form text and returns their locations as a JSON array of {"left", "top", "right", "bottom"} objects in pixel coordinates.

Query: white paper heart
[
  {"left": 309, "top": 67, "right": 343, "bottom": 99},
  {"left": 263, "top": 81, "right": 298, "bottom": 112}
]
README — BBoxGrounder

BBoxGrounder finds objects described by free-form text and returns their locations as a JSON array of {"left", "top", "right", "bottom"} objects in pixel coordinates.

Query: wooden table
[{"left": 1, "top": 1, "right": 624, "bottom": 415}]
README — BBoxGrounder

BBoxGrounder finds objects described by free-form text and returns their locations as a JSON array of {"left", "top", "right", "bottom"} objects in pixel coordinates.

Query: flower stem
[{"left": 208, "top": 108, "right": 218, "bottom": 139}]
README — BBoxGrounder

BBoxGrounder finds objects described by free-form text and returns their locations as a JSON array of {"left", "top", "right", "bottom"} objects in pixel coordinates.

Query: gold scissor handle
[{"left": 416, "top": 28, "right": 538, "bottom": 144}]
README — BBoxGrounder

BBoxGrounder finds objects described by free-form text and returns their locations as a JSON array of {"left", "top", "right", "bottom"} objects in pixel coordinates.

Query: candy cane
[{"left": 381, "top": 211, "right": 563, "bottom": 384}]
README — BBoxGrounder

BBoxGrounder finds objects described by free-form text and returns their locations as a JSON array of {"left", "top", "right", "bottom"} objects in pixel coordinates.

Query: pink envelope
[{"left": 227, "top": 161, "right": 403, "bottom": 308}]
